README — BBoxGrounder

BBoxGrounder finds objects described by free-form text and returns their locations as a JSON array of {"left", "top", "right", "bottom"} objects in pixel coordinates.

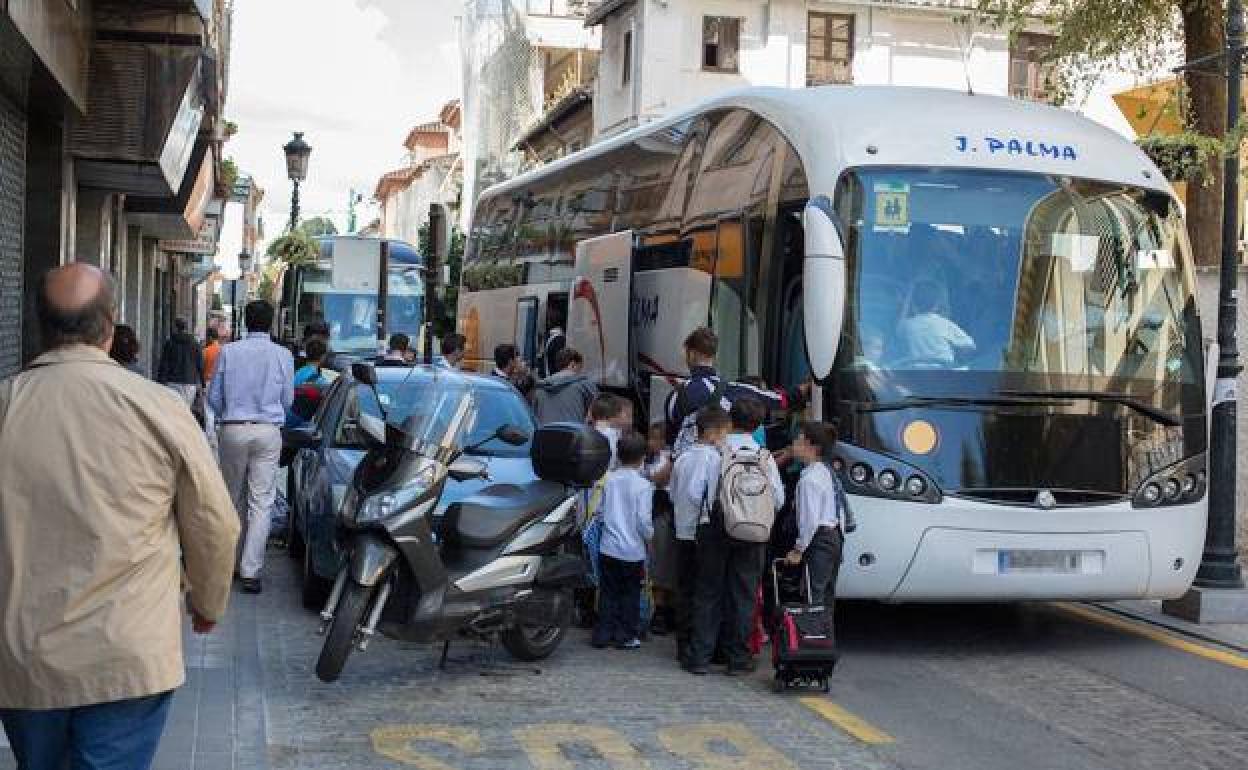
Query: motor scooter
[{"left": 315, "top": 363, "right": 608, "bottom": 683}]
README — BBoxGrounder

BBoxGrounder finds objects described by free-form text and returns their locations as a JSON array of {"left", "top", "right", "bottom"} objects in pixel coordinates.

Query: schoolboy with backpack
[{"left": 685, "top": 398, "right": 784, "bottom": 676}]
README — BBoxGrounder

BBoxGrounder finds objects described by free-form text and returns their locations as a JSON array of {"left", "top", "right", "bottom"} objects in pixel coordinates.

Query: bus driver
[{"left": 895, "top": 280, "right": 975, "bottom": 367}]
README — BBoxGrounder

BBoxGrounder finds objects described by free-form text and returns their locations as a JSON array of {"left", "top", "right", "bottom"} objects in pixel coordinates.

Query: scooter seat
[{"left": 443, "top": 481, "right": 569, "bottom": 549}]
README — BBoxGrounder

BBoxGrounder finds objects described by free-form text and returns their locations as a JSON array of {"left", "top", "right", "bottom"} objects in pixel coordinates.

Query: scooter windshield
[{"left": 385, "top": 369, "right": 479, "bottom": 464}]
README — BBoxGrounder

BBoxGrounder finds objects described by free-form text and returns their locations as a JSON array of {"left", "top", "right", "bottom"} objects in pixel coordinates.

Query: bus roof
[
  {"left": 480, "top": 85, "right": 1171, "bottom": 205},
  {"left": 316, "top": 235, "right": 423, "bottom": 265}
]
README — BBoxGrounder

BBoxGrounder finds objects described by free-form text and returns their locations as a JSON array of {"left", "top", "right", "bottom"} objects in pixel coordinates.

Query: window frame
[
  {"left": 806, "top": 11, "right": 854, "bottom": 87},
  {"left": 621, "top": 28, "right": 633, "bottom": 88},
  {"left": 702, "top": 16, "right": 742, "bottom": 74},
  {"left": 1008, "top": 31, "right": 1058, "bottom": 103}
]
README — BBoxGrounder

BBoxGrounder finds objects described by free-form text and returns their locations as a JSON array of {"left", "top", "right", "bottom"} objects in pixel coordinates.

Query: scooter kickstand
[{"left": 439, "top": 640, "right": 451, "bottom": 670}]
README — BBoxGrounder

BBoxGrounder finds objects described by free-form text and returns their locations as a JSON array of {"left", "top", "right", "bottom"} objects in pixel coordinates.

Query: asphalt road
[{"left": 5, "top": 555, "right": 1248, "bottom": 769}]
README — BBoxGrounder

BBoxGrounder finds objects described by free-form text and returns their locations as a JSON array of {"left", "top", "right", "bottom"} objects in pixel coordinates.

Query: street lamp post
[
  {"left": 1198, "top": 0, "right": 1247, "bottom": 591},
  {"left": 1163, "top": 0, "right": 1248, "bottom": 623},
  {"left": 283, "top": 132, "right": 312, "bottom": 233},
  {"left": 233, "top": 251, "right": 252, "bottom": 340}
]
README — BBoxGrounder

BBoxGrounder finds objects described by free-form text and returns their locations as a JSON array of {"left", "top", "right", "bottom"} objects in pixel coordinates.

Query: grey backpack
[{"left": 717, "top": 445, "right": 777, "bottom": 543}]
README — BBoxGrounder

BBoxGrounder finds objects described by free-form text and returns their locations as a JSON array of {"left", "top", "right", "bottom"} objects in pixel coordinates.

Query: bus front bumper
[{"left": 837, "top": 495, "right": 1206, "bottom": 602}]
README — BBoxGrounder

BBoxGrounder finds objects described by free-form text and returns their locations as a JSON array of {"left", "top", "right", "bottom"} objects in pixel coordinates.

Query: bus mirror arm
[{"left": 802, "top": 196, "right": 848, "bottom": 382}]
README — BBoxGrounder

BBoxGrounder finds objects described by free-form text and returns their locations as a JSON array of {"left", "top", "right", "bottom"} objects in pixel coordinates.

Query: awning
[
  {"left": 1112, "top": 81, "right": 1184, "bottom": 137},
  {"left": 70, "top": 41, "right": 205, "bottom": 196},
  {"left": 127, "top": 140, "right": 218, "bottom": 241}
]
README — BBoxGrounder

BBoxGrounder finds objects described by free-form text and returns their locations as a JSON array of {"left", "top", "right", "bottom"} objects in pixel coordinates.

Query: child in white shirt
[
  {"left": 593, "top": 431, "right": 654, "bottom": 650},
  {"left": 785, "top": 422, "right": 844, "bottom": 605},
  {"left": 667, "top": 405, "right": 730, "bottom": 664}
]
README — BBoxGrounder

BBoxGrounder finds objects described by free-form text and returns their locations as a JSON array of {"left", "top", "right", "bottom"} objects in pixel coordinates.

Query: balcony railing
[{"left": 527, "top": 0, "right": 589, "bottom": 18}]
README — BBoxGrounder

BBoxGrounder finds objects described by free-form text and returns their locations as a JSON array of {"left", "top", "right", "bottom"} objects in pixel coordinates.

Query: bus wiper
[
  {"left": 857, "top": 396, "right": 1051, "bottom": 413},
  {"left": 997, "top": 389, "right": 1181, "bottom": 427}
]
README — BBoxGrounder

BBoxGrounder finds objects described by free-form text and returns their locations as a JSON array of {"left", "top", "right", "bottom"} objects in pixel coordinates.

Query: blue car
[{"left": 284, "top": 366, "right": 539, "bottom": 609}]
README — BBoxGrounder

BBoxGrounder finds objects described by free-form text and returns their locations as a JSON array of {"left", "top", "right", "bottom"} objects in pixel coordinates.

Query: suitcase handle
[{"left": 771, "top": 558, "right": 814, "bottom": 606}]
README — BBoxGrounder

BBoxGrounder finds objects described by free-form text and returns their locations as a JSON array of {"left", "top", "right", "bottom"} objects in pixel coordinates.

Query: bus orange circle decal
[{"left": 902, "top": 420, "right": 938, "bottom": 455}]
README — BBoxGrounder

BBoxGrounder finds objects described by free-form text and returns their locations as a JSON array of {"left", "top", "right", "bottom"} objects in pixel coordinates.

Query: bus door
[
  {"left": 569, "top": 231, "right": 634, "bottom": 388},
  {"left": 514, "top": 296, "right": 540, "bottom": 368},
  {"left": 708, "top": 215, "right": 752, "bottom": 380}
]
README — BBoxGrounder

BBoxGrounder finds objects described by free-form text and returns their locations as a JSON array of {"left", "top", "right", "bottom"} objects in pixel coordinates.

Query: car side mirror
[
  {"left": 282, "top": 426, "right": 322, "bottom": 450},
  {"left": 351, "top": 362, "right": 378, "bottom": 386},
  {"left": 448, "top": 457, "right": 489, "bottom": 482},
  {"left": 496, "top": 424, "right": 530, "bottom": 446}
]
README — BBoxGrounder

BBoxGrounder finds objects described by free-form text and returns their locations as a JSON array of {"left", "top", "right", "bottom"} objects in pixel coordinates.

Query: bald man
[{"left": 0, "top": 264, "right": 239, "bottom": 769}]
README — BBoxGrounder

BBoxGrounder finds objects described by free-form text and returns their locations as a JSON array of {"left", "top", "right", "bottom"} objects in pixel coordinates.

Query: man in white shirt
[
  {"left": 686, "top": 399, "right": 783, "bottom": 676},
  {"left": 896, "top": 281, "right": 975, "bottom": 366},
  {"left": 667, "top": 406, "right": 731, "bottom": 664},
  {"left": 785, "top": 422, "right": 844, "bottom": 606},
  {"left": 593, "top": 433, "right": 654, "bottom": 650}
]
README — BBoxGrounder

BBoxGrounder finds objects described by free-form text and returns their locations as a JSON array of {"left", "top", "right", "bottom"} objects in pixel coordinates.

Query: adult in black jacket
[
  {"left": 664, "top": 327, "right": 804, "bottom": 455},
  {"left": 156, "top": 318, "right": 204, "bottom": 408}
]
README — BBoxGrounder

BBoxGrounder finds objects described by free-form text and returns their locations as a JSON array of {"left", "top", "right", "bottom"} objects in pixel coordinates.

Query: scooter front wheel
[
  {"left": 500, "top": 622, "right": 567, "bottom": 662},
  {"left": 316, "top": 579, "right": 371, "bottom": 682}
]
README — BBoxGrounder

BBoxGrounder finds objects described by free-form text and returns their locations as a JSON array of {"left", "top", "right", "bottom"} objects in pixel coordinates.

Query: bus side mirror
[{"left": 803, "top": 196, "right": 847, "bottom": 382}]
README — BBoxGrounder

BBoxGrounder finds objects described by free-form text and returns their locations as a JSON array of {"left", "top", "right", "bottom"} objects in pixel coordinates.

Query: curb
[{"left": 1089, "top": 601, "right": 1248, "bottom": 655}]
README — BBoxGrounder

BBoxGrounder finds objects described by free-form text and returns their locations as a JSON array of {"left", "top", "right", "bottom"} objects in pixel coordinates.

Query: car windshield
[
  {"left": 348, "top": 374, "right": 535, "bottom": 457},
  {"left": 833, "top": 167, "right": 1203, "bottom": 410}
]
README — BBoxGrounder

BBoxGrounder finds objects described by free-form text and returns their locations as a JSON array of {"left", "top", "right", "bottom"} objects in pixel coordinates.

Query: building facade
[
  {"left": 0, "top": 0, "right": 234, "bottom": 378},
  {"left": 460, "top": 0, "right": 600, "bottom": 227},
  {"left": 375, "top": 100, "right": 464, "bottom": 246}
]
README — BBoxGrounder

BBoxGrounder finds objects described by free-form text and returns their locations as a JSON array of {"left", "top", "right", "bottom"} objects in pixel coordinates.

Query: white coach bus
[{"left": 458, "top": 86, "right": 1208, "bottom": 601}]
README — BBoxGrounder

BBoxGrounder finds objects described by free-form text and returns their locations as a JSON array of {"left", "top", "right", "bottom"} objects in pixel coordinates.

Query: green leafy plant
[
  {"left": 266, "top": 230, "right": 321, "bottom": 266},
  {"left": 1137, "top": 132, "right": 1229, "bottom": 184}
]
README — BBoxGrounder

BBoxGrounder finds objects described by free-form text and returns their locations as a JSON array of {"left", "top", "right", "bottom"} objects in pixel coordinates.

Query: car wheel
[{"left": 301, "top": 540, "right": 332, "bottom": 611}]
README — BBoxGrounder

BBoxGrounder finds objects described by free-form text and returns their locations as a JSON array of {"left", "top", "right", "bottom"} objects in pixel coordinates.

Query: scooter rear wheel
[
  {"left": 500, "top": 622, "right": 566, "bottom": 661},
  {"left": 316, "top": 579, "right": 371, "bottom": 683}
]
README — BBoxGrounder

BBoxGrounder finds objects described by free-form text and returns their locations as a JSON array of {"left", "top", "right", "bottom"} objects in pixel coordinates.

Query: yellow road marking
[
  {"left": 1051, "top": 601, "right": 1248, "bottom": 672},
  {"left": 798, "top": 697, "right": 895, "bottom": 745}
]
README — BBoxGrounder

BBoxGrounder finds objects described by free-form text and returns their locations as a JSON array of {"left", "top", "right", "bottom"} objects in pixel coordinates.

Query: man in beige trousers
[{"left": 0, "top": 264, "right": 239, "bottom": 769}]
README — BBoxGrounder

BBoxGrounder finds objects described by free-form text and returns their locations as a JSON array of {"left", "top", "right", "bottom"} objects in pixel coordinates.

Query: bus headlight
[
  {"left": 833, "top": 446, "right": 941, "bottom": 504},
  {"left": 1141, "top": 483, "right": 1162, "bottom": 504},
  {"left": 878, "top": 470, "right": 900, "bottom": 491},
  {"left": 905, "top": 476, "right": 927, "bottom": 496},
  {"left": 1132, "top": 454, "right": 1205, "bottom": 508},
  {"left": 1163, "top": 478, "right": 1181, "bottom": 500}
]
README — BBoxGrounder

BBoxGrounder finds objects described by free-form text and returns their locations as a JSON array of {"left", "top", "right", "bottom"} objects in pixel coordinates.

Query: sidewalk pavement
[
  {"left": 0, "top": 584, "right": 268, "bottom": 770},
  {"left": 1099, "top": 599, "right": 1248, "bottom": 652}
]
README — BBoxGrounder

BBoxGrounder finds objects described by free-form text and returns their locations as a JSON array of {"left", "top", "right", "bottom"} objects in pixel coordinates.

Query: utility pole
[
  {"left": 1165, "top": 0, "right": 1248, "bottom": 623},
  {"left": 424, "top": 204, "right": 447, "bottom": 365}
]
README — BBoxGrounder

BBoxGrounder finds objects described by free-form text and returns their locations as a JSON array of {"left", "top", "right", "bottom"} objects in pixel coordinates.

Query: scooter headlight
[{"left": 349, "top": 464, "right": 438, "bottom": 525}]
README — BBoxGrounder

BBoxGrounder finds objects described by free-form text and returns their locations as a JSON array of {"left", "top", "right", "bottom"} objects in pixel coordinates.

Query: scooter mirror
[
  {"left": 448, "top": 457, "right": 489, "bottom": 482},
  {"left": 359, "top": 414, "right": 387, "bottom": 447},
  {"left": 351, "top": 362, "right": 379, "bottom": 387},
  {"left": 496, "top": 425, "right": 530, "bottom": 446}
]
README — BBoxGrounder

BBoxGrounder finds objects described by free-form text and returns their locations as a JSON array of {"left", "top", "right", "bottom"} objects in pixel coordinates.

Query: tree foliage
[
  {"left": 976, "top": 2, "right": 1187, "bottom": 106},
  {"left": 266, "top": 229, "right": 322, "bottom": 266},
  {"left": 299, "top": 216, "right": 338, "bottom": 237},
  {"left": 977, "top": 1, "right": 1229, "bottom": 266}
]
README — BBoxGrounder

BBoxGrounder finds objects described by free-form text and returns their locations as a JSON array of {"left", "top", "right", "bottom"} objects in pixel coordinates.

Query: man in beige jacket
[{"left": 0, "top": 264, "right": 239, "bottom": 769}]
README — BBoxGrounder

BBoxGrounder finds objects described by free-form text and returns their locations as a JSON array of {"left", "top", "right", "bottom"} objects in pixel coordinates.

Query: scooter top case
[{"left": 531, "top": 422, "right": 611, "bottom": 487}]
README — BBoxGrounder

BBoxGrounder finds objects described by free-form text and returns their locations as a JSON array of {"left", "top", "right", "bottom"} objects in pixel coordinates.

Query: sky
[{"left": 216, "top": 0, "right": 462, "bottom": 275}]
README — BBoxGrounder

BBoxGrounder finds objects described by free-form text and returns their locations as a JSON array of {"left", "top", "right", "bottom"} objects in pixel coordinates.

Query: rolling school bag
[{"left": 770, "top": 559, "right": 838, "bottom": 692}]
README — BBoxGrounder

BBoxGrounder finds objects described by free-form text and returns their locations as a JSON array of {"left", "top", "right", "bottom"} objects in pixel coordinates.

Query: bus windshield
[
  {"left": 834, "top": 168, "right": 1202, "bottom": 406},
  {"left": 297, "top": 265, "right": 424, "bottom": 353}
]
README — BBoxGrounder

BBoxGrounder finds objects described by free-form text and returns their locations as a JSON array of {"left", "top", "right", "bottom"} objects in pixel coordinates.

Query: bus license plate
[{"left": 997, "top": 550, "right": 1081, "bottom": 574}]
